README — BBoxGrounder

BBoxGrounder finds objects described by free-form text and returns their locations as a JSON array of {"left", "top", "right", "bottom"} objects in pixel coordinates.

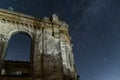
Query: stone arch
[
  {"left": 0, "top": 29, "right": 34, "bottom": 76},
  {"left": 7, "top": 28, "right": 33, "bottom": 40},
  {"left": 2, "top": 28, "right": 33, "bottom": 60}
]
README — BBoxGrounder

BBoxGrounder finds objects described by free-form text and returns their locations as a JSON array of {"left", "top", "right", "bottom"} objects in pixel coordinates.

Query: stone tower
[{"left": 0, "top": 9, "right": 77, "bottom": 80}]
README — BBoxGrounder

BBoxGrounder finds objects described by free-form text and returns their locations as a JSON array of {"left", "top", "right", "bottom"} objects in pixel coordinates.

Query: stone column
[
  {"left": 0, "top": 34, "right": 6, "bottom": 73},
  {"left": 33, "top": 28, "right": 43, "bottom": 76}
]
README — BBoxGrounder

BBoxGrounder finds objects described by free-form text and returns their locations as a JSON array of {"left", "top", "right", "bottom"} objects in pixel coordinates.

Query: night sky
[{"left": 1, "top": 0, "right": 120, "bottom": 80}]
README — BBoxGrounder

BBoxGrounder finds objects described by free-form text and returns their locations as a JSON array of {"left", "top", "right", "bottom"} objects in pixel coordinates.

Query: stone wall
[{"left": 0, "top": 9, "right": 77, "bottom": 80}]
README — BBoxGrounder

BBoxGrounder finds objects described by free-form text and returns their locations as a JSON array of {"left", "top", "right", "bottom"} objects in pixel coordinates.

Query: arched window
[
  {"left": 5, "top": 33, "right": 31, "bottom": 62},
  {"left": 1, "top": 32, "right": 32, "bottom": 77}
]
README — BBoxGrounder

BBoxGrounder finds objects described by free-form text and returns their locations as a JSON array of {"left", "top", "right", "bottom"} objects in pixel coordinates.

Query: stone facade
[{"left": 0, "top": 9, "right": 77, "bottom": 80}]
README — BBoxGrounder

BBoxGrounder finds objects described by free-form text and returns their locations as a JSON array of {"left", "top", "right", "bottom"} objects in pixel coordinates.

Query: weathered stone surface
[{"left": 0, "top": 9, "right": 77, "bottom": 80}]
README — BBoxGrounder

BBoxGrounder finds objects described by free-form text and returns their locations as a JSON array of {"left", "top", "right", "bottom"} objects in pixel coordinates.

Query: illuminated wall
[{"left": 0, "top": 9, "right": 77, "bottom": 80}]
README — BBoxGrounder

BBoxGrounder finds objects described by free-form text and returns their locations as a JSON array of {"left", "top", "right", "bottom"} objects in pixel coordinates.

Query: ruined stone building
[{"left": 0, "top": 9, "right": 77, "bottom": 80}]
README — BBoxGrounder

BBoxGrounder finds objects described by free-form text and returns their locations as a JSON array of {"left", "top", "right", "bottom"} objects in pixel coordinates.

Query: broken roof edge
[{"left": 0, "top": 8, "right": 69, "bottom": 28}]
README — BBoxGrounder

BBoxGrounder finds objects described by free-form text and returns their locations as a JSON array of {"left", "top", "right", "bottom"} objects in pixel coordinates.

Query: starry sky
[{"left": 1, "top": 0, "right": 120, "bottom": 80}]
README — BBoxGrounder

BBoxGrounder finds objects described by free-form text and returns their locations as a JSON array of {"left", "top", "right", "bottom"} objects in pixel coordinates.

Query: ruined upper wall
[
  {"left": 0, "top": 9, "right": 68, "bottom": 29},
  {"left": 0, "top": 8, "right": 71, "bottom": 42}
]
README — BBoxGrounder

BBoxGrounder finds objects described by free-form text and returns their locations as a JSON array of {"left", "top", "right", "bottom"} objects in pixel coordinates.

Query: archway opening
[
  {"left": 2, "top": 32, "right": 32, "bottom": 77},
  {"left": 5, "top": 33, "right": 31, "bottom": 62}
]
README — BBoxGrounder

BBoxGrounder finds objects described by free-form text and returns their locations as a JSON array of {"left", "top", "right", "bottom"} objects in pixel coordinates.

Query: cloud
[{"left": 104, "top": 58, "right": 109, "bottom": 61}]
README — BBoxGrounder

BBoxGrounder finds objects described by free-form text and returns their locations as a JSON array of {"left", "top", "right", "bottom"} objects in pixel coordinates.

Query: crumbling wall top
[{"left": 0, "top": 8, "right": 69, "bottom": 28}]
